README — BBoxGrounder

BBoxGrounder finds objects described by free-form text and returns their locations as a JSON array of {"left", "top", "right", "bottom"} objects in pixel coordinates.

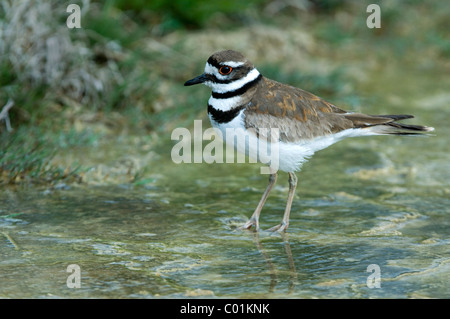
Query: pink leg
[
  {"left": 267, "top": 172, "right": 297, "bottom": 232},
  {"left": 241, "top": 173, "right": 278, "bottom": 231}
]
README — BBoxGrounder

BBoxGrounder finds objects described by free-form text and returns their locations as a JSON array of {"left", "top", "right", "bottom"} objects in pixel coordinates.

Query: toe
[
  {"left": 240, "top": 218, "right": 259, "bottom": 231},
  {"left": 267, "top": 222, "right": 288, "bottom": 233}
]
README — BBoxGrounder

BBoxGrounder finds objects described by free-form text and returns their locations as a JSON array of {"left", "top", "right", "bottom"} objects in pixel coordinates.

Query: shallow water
[{"left": 1, "top": 65, "right": 449, "bottom": 299}]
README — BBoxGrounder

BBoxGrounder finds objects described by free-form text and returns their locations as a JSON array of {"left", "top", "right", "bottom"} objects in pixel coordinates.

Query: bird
[{"left": 184, "top": 49, "right": 434, "bottom": 232}]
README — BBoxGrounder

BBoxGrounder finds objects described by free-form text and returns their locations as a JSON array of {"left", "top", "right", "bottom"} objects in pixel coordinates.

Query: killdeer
[{"left": 184, "top": 50, "right": 434, "bottom": 232}]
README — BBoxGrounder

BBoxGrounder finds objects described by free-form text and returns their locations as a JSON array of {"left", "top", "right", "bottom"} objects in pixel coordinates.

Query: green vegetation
[
  {"left": 0, "top": 127, "right": 82, "bottom": 184},
  {"left": 0, "top": 0, "right": 448, "bottom": 185}
]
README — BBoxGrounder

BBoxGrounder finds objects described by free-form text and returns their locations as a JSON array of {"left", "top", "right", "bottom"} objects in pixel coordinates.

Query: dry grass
[{"left": 0, "top": 0, "right": 123, "bottom": 109}]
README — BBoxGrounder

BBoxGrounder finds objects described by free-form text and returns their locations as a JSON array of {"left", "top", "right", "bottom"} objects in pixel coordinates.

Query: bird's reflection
[{"left": 252, "top": 232, "right": 298, "bottom": 293}]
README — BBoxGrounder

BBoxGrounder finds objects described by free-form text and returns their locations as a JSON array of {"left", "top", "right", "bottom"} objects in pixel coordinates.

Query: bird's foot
[
  {"left": 267, "top": 221, "right": 288, "bottom": 233},
  {"left": 240, "top": 217, "right": 259, "bottom": 231}
]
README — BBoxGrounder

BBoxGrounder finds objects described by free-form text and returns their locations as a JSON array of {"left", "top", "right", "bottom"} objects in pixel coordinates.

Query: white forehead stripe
[
  {"left": 222, "top": 61, "right": 245, "bottom": 68},
  {"left": 205, "top": 63, "right": 219, "bottom": 76}
]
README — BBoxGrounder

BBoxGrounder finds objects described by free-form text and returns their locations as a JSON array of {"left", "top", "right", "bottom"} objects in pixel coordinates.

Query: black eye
[{"left": 219, "top": 65, "right": 232, "bottom": 75}]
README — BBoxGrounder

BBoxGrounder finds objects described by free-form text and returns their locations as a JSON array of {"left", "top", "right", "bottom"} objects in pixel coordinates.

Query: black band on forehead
[{"left": 207, "top": 56, "right": 222, "bottom": 69}]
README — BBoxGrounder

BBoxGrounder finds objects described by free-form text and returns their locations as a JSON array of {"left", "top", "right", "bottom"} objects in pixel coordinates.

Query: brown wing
[{"left": 244, "top": 77, "right": 394, "bottom": 142}]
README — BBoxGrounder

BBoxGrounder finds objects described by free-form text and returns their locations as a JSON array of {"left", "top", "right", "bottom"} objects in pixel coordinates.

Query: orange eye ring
[{"left": 219, "top": 65, "right": 233, "bottom": 75}]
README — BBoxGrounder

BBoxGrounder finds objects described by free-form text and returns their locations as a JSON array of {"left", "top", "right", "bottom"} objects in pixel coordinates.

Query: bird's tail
[
  {"left": 367, "top": 114, "right": 434, "bottom": 135},
  {"left": 343, "top": 113, "right": 435, "bottom": 135}
]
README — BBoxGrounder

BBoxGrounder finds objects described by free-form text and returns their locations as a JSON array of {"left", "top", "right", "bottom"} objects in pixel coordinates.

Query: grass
[{"left": 0, "top": 128, "right": 82, "bottom": 185}]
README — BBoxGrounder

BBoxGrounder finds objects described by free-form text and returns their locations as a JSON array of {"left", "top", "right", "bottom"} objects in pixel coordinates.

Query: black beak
[{"left": 184, "top": 73, "right": 208, "bottom": 86}]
